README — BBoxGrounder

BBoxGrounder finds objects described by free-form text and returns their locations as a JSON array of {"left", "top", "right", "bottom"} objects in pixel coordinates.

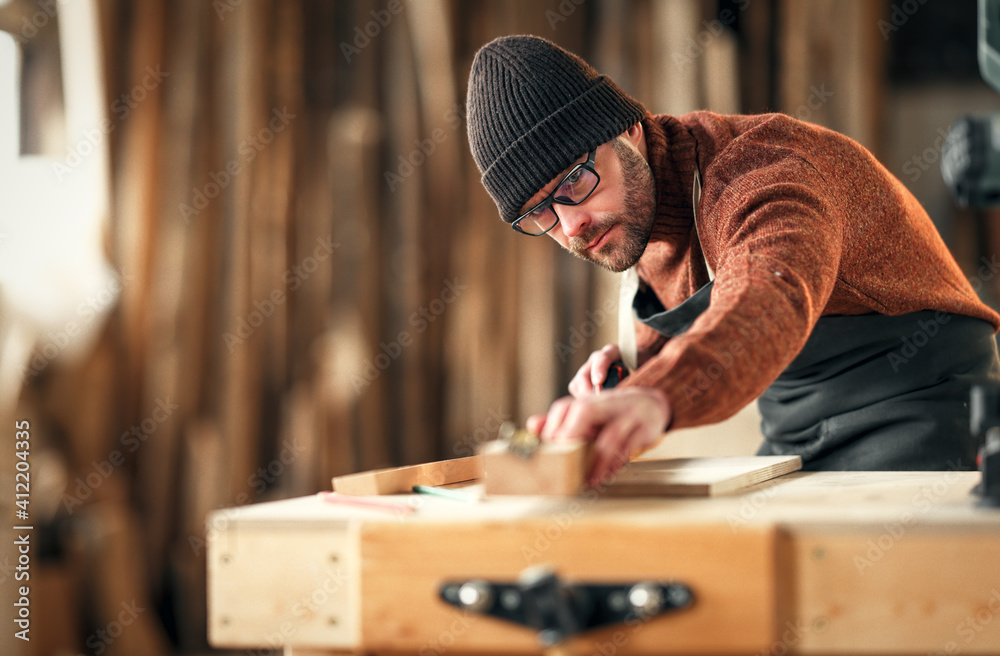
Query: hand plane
[{"left": 478, "top": 422, "right": 591, "bottom": 496}]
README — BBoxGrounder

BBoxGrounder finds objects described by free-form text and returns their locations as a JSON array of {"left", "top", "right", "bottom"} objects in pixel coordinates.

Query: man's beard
[{"left": 567, "top": 138, "right": 657, "bottom": 273}]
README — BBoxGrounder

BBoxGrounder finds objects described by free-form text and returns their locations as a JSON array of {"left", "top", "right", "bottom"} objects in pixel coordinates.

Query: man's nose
[{"left": 557, "top": 204, "right": 590, "bottom": 238}]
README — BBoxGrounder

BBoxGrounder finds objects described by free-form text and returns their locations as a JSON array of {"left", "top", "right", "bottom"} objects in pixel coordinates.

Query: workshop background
[{"left": 0, "top": 0, "right": 997, "bottom": 654}]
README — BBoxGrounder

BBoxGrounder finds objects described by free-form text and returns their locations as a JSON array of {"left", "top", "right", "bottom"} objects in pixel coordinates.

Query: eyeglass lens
[{"left": 520, "top": 166, "right": 599, "bottom": 235}]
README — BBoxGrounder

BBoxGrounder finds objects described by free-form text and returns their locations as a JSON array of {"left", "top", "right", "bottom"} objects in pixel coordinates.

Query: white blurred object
[{"left": 0, "top": 0, "right": 116, "bottom": 411}]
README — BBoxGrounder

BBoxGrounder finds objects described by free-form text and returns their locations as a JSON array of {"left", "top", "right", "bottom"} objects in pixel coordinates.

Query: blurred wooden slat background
[{"left": 2, "top": 0, "right": 996, "bottom": 654}]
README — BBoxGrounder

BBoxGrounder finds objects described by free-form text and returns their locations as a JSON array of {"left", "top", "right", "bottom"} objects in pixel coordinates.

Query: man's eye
[
  {"left": 555, "top": 172, "right": 582, "bottom": 199},
  {"left": 529, "top": 205, "right": 548, "bottom": 216}
]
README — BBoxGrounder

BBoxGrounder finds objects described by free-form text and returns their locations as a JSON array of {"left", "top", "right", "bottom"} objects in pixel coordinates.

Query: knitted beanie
[{"left": 466, "top": 35, "right": 647, "bottom": 222}]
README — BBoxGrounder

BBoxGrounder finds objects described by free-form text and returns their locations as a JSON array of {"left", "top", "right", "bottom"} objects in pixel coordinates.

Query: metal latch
[{"left": 439, "top": 565, "right": 694, "bottom": 647}]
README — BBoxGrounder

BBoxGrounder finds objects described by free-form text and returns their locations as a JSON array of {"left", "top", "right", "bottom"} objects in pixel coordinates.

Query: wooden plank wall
[
  {"left": 777, "top": 0, "right": 887, "bottom": 153},
  {"left": 4, "top": 0, "right": 896, "bottom": 653}
]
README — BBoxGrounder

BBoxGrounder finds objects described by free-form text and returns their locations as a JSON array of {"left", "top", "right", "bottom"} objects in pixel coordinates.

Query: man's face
[{"left": 517, "top": 137, "right": 657, "bottom": 272}]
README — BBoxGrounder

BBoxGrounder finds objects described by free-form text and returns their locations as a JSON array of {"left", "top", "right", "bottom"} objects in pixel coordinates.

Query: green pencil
[{"left": 412, "top": 484, "right": 478, "bottom": 503}]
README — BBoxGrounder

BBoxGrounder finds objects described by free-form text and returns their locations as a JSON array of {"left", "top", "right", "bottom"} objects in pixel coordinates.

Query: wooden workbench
[{"left": 206, "top": 470, "right": 1000, "bottom": 655}]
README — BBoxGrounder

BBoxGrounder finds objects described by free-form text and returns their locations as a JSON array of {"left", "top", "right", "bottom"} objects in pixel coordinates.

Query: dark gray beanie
[{"left": 466, "top": 35, "right": 647, "bottom": 222}]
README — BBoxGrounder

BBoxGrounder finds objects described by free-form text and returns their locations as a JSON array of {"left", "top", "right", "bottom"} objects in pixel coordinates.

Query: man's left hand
[{"left": 525, "top": 387, "right": 672, "bottom": 487}]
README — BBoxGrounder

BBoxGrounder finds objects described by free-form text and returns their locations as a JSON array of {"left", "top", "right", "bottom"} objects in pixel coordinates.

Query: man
[{"left": 465, "top": 35, "right": 1000, "bottom": 484}]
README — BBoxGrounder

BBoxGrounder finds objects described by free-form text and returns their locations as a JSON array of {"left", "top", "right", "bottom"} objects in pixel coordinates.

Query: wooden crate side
[
  {"left": 360, "top": 522, "right": 779, "bottom": 654},
  {"left": 789, "top": 527, "right": 1000, "bottom": 654},
  {"left": 207, "top": 515, "right": 360, "bottom": 650}
]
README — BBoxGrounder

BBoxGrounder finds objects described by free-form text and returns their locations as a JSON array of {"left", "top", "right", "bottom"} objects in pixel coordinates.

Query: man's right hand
[{"left": 568, "top": 343, "right": 622, "bottom": 398}]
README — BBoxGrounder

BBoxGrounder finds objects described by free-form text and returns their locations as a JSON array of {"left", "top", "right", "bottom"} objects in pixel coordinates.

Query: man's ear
[{"left": 622, "top": 121, "right": 644, "bottom": 148}]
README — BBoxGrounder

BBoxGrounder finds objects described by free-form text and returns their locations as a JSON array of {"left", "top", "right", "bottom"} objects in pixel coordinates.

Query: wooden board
[
  {"left": 605, "top": 456, "right": 803, "bottom": 497},
  {"left": 478, "top": 440, "right": 800, "bottom": 498},
  {"left": 331, "top": 456, "right": 482, "bottom": 495}
]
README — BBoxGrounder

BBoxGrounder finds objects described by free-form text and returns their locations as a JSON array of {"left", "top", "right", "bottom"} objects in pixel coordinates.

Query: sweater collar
[{"left": 641, "top": 114, "right": 700, "bottom": 241}]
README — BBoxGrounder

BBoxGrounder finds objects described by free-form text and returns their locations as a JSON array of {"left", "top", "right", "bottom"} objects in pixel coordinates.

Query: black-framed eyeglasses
[{"left": 512, "top": 150, "right": 600, "bottom": 236}]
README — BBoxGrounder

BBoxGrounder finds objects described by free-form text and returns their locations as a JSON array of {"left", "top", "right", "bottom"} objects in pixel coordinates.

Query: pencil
[
  {"left": 412, "top": 484, "right": 478, "bottom": 503},
  {"left": 318, "top": 491, "right": 416, "bottom": 515}
]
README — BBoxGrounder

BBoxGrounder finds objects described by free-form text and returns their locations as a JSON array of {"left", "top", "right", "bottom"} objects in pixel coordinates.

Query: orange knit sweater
[{"left": 622, "top": 111, "right": 1000, "bottom": 431}]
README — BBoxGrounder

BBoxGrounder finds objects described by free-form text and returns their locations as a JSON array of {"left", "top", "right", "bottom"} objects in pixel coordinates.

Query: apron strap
[
  {"left": 618, "top": 169, "right": 704, "bottom": 372},
  {"left": 618, "top": 266, "right": 640, "bottom": 372},
  {"left": 692, "top": 170, "right": 713, "bottom": 281}
]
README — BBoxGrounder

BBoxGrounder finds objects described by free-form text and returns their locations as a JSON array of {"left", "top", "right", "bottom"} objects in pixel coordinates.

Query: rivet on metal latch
[
  {"left": 666, "top": 584, "right": 691, "bottom": 607},
  {"left": 628, "top": 583, "right": 665, "bottom": 616},
  {"left": 500, "top": 588, "right": 522, "bottom": 610},
  {"left": 457, "top": 580, "right": 494, "bottom": 612}
]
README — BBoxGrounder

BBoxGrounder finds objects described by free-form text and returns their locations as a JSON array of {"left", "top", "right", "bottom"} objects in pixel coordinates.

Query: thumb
[{"left": 526, "top": 414, "right": 546, "bottom": 434}]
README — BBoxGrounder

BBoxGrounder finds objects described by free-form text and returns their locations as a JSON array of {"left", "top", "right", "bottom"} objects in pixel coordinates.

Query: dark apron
[{"left": 634, "top": 280, "right": 1000, "bottom": 471}]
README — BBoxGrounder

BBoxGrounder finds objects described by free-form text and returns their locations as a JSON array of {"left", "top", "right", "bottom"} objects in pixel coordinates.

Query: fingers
[
  {"left": 587, "top": 414, "right": 639, "bottom": 487},
  {"left": 567, "top": 372, "right": 592, "bottom": 399},
  {"left": 546, "top": 393, "right": 622, "bottom": 445},
  {"left": 588, "top": 344, "right": 621, "bottom": 388},
  {"left": 526, "top": 413, "right": 546, "bottom": 435},
  {"left": 539, "top": 396, "right": 575, "bottom": 442},
  {"left": 568, "top": 344, "right": 621, "bottom": 398},
  {"left": 572, "top": 388, "right": 671, "bottom": 485},
  {"left": 533, "top": 387, "right": 672, "bottom": 486}
]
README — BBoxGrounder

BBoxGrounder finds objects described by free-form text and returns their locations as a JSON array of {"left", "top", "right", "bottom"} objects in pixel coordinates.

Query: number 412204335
[{"left": 15, "top": 420, "right": 30, "bottom": 516}]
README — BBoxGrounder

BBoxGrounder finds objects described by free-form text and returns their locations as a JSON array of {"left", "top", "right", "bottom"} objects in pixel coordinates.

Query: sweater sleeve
[
  {"left": 635, "top": 316, "right": 669, "bottom": 364},
  {"left": 621, "top": 154, "right": 842, "bottom": 430}
]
